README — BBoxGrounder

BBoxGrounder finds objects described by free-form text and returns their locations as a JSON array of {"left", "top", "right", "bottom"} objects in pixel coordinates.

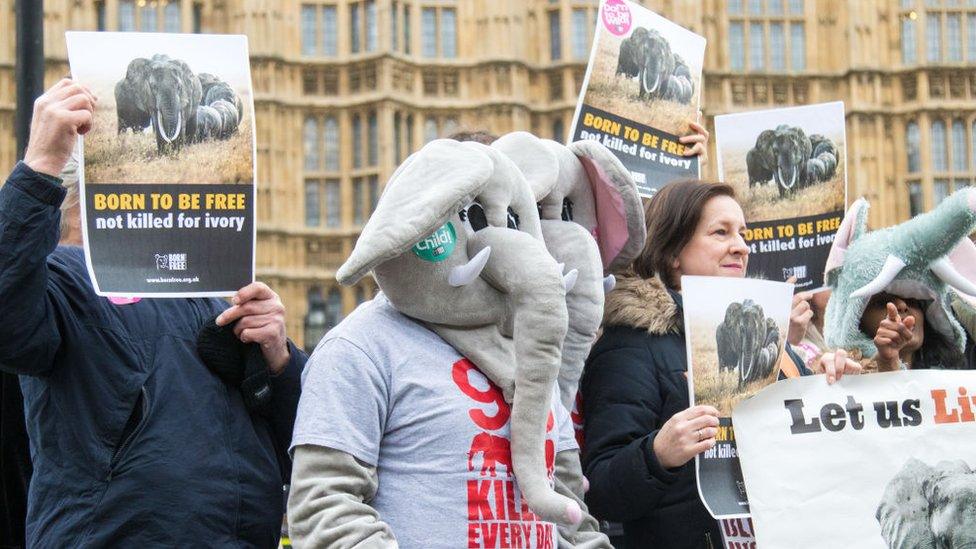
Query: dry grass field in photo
[
  {"left": 721, "top": 146, "right": 846, "bottom": 223},
  {"left": 583, "top": 34, "right": 700, "bottom": 137},
  {"left": 689, "top": 323, "right": 781, "bottom": 417},
  {"left": 84, "top": 107, "right": 254, "bottom": 185}
]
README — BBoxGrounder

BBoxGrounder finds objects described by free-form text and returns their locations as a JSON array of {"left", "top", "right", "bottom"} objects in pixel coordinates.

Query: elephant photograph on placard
[
  {"left": 580, "top": 4, "right": 705, "bottom": 137},
  {"left": 715, "top": 102, "right": 847, "bottom": 223},
  {"left": 683, "top": 277, "right": 793, "bottom": 416},
  {"left": 876, "top": 458, "right": 976, "bottom": 549},
  {"left": 67, "top": 33, "right": 254, "bottom": 185}
]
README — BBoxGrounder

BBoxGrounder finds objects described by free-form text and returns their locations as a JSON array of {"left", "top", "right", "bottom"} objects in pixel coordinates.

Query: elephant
[
  {"left": 490, "top": 132, "right": 646, "bottom": 412},
  {"left": 716, "top": 299, "right": 780, "bottom": 386},
  {"left": 143, "top": 54, "right": 202, "bottom": 154},
  {"left": 198, "top": 72, "right": 244, "bottom": 122},
  {"left": 746, "top": 125, "right": 840, "bottom": 198},
  {"left": 114, "top": 57, "right": 151, "bottom": 134},
  {"left": 467, "top": 432, "right": 514, "bottom": 477},
  {"left": 211, "top": 99, "right": 240, "bottom": 139},
  {"left": 876, "top": 458, "right": 976, "bottom": 549},
  {"left": 616, "top": 26, "right": 695, "bottom": 104},
  {"left": 194, "top": 105, "right": 222, "bottom": 142},
  {"left": 807, "top": 133, "right": 840, "bottom": 183},
  {"left": 336, "top": 138, "right": 582, "bottom": 525}
]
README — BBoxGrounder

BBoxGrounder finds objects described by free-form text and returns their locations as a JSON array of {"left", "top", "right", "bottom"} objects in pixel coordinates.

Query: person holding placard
[
  {"left": 579, "top": 180, "right": 860, "bottom": 548},
  {"left": 0, "top": 79, "right": 305, "bottom": 547}
]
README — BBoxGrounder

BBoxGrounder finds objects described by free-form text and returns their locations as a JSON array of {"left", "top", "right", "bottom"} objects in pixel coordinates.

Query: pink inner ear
[
  {"left": 577, "top": 155, "right": 629, "bottom": 271},
  {"left": 823, "top": 198, "right": 866, "bottom": 277}
]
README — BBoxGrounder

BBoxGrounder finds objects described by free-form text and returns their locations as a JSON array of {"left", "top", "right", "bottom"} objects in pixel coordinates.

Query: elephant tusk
[
  {"left": 603, "top": 274, "right": 616, "bottom": 294},
  {"left": 448, "top": 246, "right": 491, "bottom": 287},
  {"left": 850, "top": 255, "right": 907, "bottom": 299},
  {"left": 932, "top": 256, "right": 976, "bottom": 297},
  {"left": 790, "top": 165, "right": 798, "bottom": 188},
  {"left": 563, "top": 269, "right": 579, "bottom": 293},
  {"left": 157, "top": 109, "right": 182, "bottom": 144},
  {"left": 556, "top": 262, "right": 566, "bottom": 274}
]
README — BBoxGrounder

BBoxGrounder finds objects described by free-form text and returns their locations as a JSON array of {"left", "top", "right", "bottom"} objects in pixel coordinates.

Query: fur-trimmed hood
[{"left": 602, "top": 271, "right": 682, "bottom": 335}]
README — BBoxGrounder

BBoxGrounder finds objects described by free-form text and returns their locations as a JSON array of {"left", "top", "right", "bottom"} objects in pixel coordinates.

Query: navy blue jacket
[
  {"left": 0, "top": 162, "right": 304, "bottom": 548},
  {"left": 581, "top": 274, "right": 809, "bottom": 549}
]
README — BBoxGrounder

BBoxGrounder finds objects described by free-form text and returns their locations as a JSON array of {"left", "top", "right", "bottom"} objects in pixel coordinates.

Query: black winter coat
[{"left": 581, "top": 273, "right": 721, "bottom": 549}]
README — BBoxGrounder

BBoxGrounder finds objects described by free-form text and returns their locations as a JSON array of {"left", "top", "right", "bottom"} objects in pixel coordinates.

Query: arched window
[
  {"left": 326, "top": 288, "right": 342, "bottom": 330},
  {"left": 304, "top": 286, "right": 327, "bottom": 354},
  {"left": 952, "top": 119, "right": 967, "bottom": 171},
  {"left": 164, "top": 2, "right": 180, "bottom": 32},
  {"left": 304, "top": 117, "right": 319, "bottom": 171},
  {"left": 906, "top": 121, "right": 921, "bottom": 173},
  {"left": 931, "top": 120, "right": 948, "bottom": 172},
  {"left": 324, "top": 116, "right": 339, "bottom": 170}
]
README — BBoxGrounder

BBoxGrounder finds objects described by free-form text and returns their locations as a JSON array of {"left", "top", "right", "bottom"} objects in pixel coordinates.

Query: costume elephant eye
[
  {"left": 507, "top": 207, "right": 520, "bottom": 230},
  {"left": 459, "top": 201, "right": 489, "bottom": 235},
  {"left": 561, "top": 198, "right": 574, "bottom": 222}
]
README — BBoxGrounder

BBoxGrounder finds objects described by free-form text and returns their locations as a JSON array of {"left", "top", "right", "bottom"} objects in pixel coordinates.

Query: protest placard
[
  {"left": 734, "top": 370, "right": 976, "bottom": 548},
  {"left": 682, "top": 276, "right": 794, "bottom": 519},
  {"left": 66, "top": 32, "right": 256, "bottom": 297},
  {"left": 715, "top": 102, "right": 847, "bottom": 291},
  {"left": 569, "top": 0, "right": 705, "bottom": 197}
]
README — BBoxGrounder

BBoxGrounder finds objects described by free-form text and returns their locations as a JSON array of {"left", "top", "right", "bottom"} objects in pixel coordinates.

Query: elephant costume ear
[
  {"left": 491, "top": 132, "right": 560, "bottom": 202},
  {"left": 824, "top": 197, "right": 870, "bottom": 285},
  {"left": 948, "top": 237, "right": 976, "bottom": 308},
  {"left": 336, "top": 139, "right": 494, "bottom": 285},
  {"left": 568, "top": 140, "right": 646, "bottom": 273}
]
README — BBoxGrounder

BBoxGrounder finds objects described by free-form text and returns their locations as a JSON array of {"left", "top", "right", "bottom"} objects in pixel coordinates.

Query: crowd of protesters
[{"left": 0, "top": 77, "right": 973, "bottom": 549}]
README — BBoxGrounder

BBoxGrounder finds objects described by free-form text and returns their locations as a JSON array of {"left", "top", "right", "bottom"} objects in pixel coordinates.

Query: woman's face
[
  {"left": 672, "top": 195, "right": 750, "bottom": 287},
  {"left": 860, "top": 292, "right": 926, "bottom": 353}
]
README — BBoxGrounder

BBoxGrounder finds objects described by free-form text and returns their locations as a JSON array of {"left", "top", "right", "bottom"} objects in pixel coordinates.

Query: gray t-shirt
[{"left": 292, "top": 294, "right": 578, "bottom": 549}]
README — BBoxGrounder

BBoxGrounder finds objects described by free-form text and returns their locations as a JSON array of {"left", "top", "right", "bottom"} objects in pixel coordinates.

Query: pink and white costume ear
[
  {"left": 824, "top": 197, "right": 870, "bottom": 284},
  {"left": 568, "top": 140, "right": 646, "bottom": 273},
  {"left": 948, "top": 237, "right": 976, "bottom": 307},
  {"left": 490, "top": 132, "right": 560, "bottom": 202}
]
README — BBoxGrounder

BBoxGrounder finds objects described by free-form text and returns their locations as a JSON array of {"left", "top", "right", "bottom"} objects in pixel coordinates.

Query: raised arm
[{"left": 0, "top": 79, "right": 95, "bottom": 375}]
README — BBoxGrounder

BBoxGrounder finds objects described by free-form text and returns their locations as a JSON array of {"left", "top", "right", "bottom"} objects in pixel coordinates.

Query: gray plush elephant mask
[
  {"left": 491, "top": 132, "right": 646, "bottom": 411},
  {"left": 337, "top": 138, "right": 582, "bottom": 526}
]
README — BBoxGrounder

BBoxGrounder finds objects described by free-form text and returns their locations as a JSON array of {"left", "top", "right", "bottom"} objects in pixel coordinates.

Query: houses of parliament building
[{"left": 0, "top": 0, "right": 973, "bottom": 350}]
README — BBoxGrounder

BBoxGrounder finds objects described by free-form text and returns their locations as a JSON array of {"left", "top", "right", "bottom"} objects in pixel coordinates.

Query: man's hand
[
  {"left": 874, "top": 302, "right": 915, "bottom": 371},
  {"left": 216, "top": 282, "right": 290, "bottom": 374},
  {"left": 23, "top": 79, "right": 97, "bottom": 177}
]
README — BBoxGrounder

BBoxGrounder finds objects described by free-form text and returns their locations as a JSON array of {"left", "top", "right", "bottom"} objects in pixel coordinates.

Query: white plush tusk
[
  {"left": 603, "top": 274, "right": 616, "bottom": 294},
  {"left": 448, "top": 247, "right": 491, "bottom": 287},
  {"left": 563, "top": 269, "right": 579, "bottom": 293},
  {"left": 850, "top": 255, "right": 907, "bottom": 299},
  {"left": 932, "top": 257, "right": 976, "bottom": 297},
  {"left": 556, "top": 263, "right": 566, "bottom": 274}
]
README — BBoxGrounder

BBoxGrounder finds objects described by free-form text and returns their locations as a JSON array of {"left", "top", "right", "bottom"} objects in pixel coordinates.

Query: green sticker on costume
[{"left": 413, "top": 222, "right": 456, "bottom": 262}]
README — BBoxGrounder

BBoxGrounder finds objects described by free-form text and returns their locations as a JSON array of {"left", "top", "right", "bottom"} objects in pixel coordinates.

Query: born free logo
[{"left": 412, "top": 222, "right": 457, "bottom": 262}]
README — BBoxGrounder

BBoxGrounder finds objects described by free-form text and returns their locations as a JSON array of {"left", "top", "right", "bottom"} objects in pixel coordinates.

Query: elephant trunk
[
  {"left": 468, "top": 228, "right": 582, "bottom": 525},
  {"left": 156, "top": 93, "right": 182, "bottom": 143},
  {"left": 540, "top": 221, "right": 604, "bottom": 411},
  {"left": 896, "top": 187, "right": 976, "bottom": 258}
]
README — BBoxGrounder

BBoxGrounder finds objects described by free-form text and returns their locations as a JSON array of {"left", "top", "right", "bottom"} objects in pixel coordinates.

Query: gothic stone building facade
[{"left": 0, "top": 0, "right": 972, "bottom": 349}]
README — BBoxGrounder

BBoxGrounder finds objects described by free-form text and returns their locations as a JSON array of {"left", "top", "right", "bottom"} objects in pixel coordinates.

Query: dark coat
[
  {"left": 581, "top": 273, "right": 722, "bottom": 549},
  {"left": 0, "top": 162, "right": 304, "bottom": 548},
  {"left": 581, "top": 273, "right": 810, "bottom": 548}
]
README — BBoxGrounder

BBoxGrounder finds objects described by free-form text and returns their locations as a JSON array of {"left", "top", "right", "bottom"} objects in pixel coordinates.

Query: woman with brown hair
[{"left": 579, "top": 180, "right": 859, "bottom": 548}]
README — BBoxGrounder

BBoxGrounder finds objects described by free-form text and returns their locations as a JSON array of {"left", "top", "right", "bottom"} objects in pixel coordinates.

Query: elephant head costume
[
  {"left": 824, "top": 188, "right": 976, "bottom": 359},
  {"left": 876, "top": 458, "right": 976, "bottom": 549},
  {"left": 491, "top": 132, "right": 646, "bottom": 411},
  {"left": 336, "top": 139, "right": 583, "bottom": 525}
]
